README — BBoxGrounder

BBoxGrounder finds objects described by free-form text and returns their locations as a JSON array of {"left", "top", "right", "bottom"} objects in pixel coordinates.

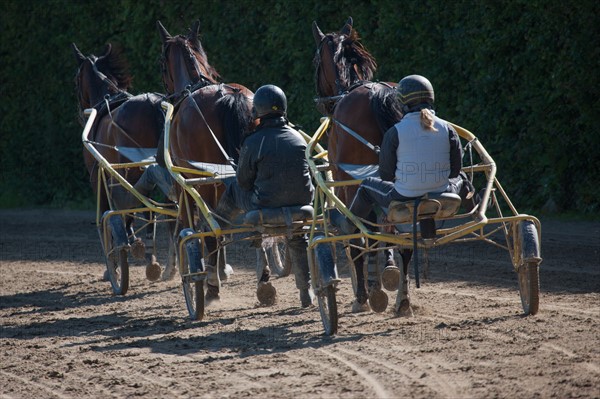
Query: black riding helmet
[
  {"left": 252, "top": 84, "right": 287, "bottom": 119},
  {"left": 397, "top": 75, "right": 435, "bottom": 113}
]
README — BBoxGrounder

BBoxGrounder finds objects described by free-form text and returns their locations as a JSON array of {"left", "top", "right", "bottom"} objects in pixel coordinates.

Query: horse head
[
  {"left": 158, "top": 20, "right": 220, "bottom": 96},
  {"left": 72, "top": 42, "right": 132, "bottom": 116},
  {"left": 312, "top": 17, "right": 377, "bottom": 99}
]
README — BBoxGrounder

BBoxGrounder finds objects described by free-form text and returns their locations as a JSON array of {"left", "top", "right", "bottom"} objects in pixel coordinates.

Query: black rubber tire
[
  {"left": 315, "top": 243, "right": 338, "bottom": 336},
  {"left": 180, "top": 238, "right": 205, "bottom": 321},
  {"left": 104, "top": 222, "right": 129, "bottom": 296},
  {"left": 517, "top": 221, "right": 541, "bottom": 315}
]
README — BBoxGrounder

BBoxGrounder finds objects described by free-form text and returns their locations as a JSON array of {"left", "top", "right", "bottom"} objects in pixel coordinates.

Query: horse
[
  {"left": 312, "top": 18, "right": 414, "bottom": 315},
  {"left": 73, "top": 42, "right": 171, "bottom": 274},
  {"left": 157, "top": 20, "right": 256, "bottom": 299}
]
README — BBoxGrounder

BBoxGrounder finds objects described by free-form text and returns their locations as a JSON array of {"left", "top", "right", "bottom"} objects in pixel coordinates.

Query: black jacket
[{"left": 237, "top": 116, "right": 314, "bottom": 208}]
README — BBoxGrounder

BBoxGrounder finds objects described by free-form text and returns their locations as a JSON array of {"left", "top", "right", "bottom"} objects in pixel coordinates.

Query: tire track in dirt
[
  {"left": 1, "top": 369, "right": 91, "bottom": 399},
  {"left": 333, "top": 345, "right": 470, "bottom": 398},
  {"left": 422, "top": 296, "right": 600, "bottom": 380},
  {"left": 316, "top": 348, "right": 391, "bottom": 398}
]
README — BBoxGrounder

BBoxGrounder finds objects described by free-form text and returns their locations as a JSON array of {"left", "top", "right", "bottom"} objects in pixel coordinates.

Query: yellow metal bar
[
  {"left": 161, "top": 102, "right": 222, "bottom": 235},
  {"left": 81, "top": 108, "right": 178, "bottom": 218}
]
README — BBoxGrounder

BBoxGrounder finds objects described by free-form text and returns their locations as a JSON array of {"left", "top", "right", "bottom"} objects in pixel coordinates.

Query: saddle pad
[
  {"left": 116, "top": 147, "right": 157, "bottom": 163},
  {"left": 337, "top": 163, "right": 379, "bottom": 180},
  {"left": 244, "top": 205, "right": 314, "bottom": 226},
  {"left": 187, "top": 161, "right": 236, "bottom": 177}
]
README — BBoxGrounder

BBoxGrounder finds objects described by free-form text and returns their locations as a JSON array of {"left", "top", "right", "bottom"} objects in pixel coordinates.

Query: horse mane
[
  {"left": 98, "top": 45, "right": 133, "bottom": 90},
  {"left": 215, "top": 89, "right": 254, "bottom": 163},
  {"left": 370, "top": 83, "right": 403, "bottom": 134},
  {"left": 337, "top": 30, "right": 377, "bottom": 85},
  {"left": 314, "top": 28, "right": 377, "bottom": 97}
]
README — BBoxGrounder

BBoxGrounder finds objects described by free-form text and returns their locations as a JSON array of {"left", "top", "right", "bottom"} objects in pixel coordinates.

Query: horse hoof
[
  {"left": 351, "top": 300, "right": 370, "bottom": 313},
  {"left": 381, "top": 266, "right": 401, "bottom": 291},
  {"left": 257, "top": 282, "right": 277, "bottom": 306},
  {"left": 205, "top": 284, "right": 220, "bottom": 305},
  {"left": 369, "top": 289, "right": 388, "bottom": 313},
  {"left": 102, "top": 269, "right": 110, "bottom": 281},
  {"left": 145, "top": 261, "right": 161, "bottom": 281},
  {"left": 395, "top": 299, "right": 414, "bottom": 317},
  {"left": 131, "top": 238, "right": 146, "bottom": 260},
  {"left": 161, "top": 264, "right": 177, "bottom": 281},
  {"left": 219, "top": 263, "right": 234, "bottom": 281}
]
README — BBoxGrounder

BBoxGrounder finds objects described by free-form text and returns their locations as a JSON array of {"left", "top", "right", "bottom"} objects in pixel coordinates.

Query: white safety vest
[{"left": 393, "top": 112, "right": 451, "bottom": 197}]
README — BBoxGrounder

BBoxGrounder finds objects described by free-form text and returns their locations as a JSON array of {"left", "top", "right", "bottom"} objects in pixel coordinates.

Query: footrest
[
  {"left": 387, "top": 192, "right": 461, "bottom": 223},
  {"left": 244, "top": 205, "right": 314, "bottom": 226}
]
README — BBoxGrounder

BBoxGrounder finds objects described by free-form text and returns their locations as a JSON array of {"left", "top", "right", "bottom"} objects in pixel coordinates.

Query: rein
[
  {"left": 332, "top": 118, "right": 380, "bottom": 155},
  {"left": 184, "top": 84, "right": 238, "bottom": 169}
]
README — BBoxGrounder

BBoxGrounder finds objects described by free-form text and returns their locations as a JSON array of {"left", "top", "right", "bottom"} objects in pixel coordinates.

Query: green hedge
[{"left": 1, "top": 0, "right": 598, "bottom": 213}]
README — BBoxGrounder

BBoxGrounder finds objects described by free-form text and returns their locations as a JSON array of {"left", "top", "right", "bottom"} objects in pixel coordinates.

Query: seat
[
  {"left": 387, "top": 192, "right": 461, "bottom": 224},
  {"left": 243, "top": 205, "right": 314, "bottom": 227}
]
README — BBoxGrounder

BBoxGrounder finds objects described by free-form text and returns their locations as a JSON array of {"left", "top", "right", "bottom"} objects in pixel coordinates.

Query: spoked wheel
[
  {"left": 179, "top": 229, "right": 205, "bottom": 321},
  {"left": 313, "top": 241, "right": 339, "bottom": 336},
  {"left": 267, "top": 239, "right": 292, "bottom": 277},
  {"left": 516, "top": 220, "right": 541, "bottom": 315},
  {"left": 103, "top": 215, "right": 129, "bottom": 295}
]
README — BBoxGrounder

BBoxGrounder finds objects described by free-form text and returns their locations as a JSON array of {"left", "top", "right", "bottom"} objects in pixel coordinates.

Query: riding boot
[{"left": 329, "top": 209, "right": 357, "bottom": 235}]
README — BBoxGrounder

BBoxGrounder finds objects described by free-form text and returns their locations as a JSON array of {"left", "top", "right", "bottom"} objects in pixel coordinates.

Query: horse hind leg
[
  {"left": 395, "top": 249, "right": 414, "bottom": 317},
  {"left": 161, "top": 220, "right": 178, "bottom": 281},
  {"left": 255, "top": 243, "right": 277, "bottom": 306},
  {"left": 350, "top": 245, "right": 370, "bottom": 313}
]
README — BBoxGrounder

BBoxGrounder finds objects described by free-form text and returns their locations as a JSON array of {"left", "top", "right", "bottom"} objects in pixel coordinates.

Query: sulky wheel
[
  {"left": 179, "top": 229, "right": 205, "bottom": 321},
  {"left": 313, "top": 239, "right": 339, "bottom": 336},
  {"left": 103, "top": 214, "right": 130, "bottom": 295},
  {"left": 516, "top": 220, "right": 541, "bottom": 315}
]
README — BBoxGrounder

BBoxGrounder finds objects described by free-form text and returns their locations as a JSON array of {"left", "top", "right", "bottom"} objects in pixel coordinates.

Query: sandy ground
[{"left": 0, "top": 209, "right": 599, "bottom": 398}]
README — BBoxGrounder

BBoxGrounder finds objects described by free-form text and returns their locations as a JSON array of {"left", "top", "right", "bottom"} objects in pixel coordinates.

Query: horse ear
[
  {"left": 72, "top": 43, "right": 86, "bottom": 66},
  {"left": 340, "top": 17, "right": 353, "bottom": 36},
  {"left": 189, "top": 19, "right": 200, "bottom": 41},
  {"left": 157, "top": 20, "right": 172, "bottom": 43},
  {"left": 312, "top": 21, "right": 325, "bottom": 45}
]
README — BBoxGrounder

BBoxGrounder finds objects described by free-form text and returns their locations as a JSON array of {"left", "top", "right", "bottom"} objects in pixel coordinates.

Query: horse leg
[
  {"left": 204, "top": 235, "right": 221, "bottom": 304},
  {"left": 255, "top": 242, "right": 276, "bottom": 306},
  {"left": 395, "top": 249, "right": 414, "bottom": 317},
  {"left": 350, "top": 244, "right": 370, "bottom": 313},
  {"left": 161, "top": 219, "right": 179, "bottom": 281},
  {"left": 218, "top": 246, "right": 233, "bottom": 281}
]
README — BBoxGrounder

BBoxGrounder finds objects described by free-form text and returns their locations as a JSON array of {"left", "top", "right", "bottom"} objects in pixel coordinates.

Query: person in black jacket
[{"left": 215, "top": 84, "right": 315, "bottom": 307}]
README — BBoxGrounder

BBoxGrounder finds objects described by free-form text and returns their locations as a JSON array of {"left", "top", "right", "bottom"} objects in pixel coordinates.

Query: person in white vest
[{"left": 332, "top": 74, "right": 473, "bottom": 233}]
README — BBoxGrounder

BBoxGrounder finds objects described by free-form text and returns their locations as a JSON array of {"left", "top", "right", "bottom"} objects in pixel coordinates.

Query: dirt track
[{"left": 1, "top": 209, "right": 599, "bottom": 398}]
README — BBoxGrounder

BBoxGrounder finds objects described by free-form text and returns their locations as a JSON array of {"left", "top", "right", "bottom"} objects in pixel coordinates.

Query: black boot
[{"left": 329, "top": 209, "right": 357, "bottom": 234}]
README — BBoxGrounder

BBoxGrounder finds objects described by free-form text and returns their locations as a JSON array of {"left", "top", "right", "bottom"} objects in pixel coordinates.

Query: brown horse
[
  {"left": 312, "top": 18, "right": 412, "bottom": 313},
  {"left": 73, "top": 43, "right": 165, "bottom": 219},
  {"left": 157, "top": 20, "right": 255, "bottom": 297}
]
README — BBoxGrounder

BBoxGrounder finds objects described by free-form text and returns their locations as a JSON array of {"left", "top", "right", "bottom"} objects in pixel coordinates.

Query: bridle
[
  {"left": 75, "top": 56, "right": 130, "bottom": 124},
  {"left": 160, "top": 37, "right": 214, "bottom": 102},
  {"left": 315, "top": 35, "right": 346, "bottom": 99}
]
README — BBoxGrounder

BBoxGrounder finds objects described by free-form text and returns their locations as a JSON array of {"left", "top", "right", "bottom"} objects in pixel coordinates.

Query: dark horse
[
  {"left": 73, "top": 43, "right": 168, "bottom": 267},
  {"left": 313, "top": 18, "right": 413, "bottom": 314},
  {"left": 157, "top": 20, "right": 255, "bottom": 298}
]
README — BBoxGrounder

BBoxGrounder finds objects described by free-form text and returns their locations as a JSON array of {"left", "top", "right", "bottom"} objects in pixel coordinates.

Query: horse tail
[
  {"left": 216, "top": 89, "right": 254, "bottom": 163},
  {"left": 370, "top": 84, "right": 403, "bottom": 134}
]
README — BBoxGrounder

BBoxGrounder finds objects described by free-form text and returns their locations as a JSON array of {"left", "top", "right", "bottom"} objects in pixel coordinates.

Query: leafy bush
[{"left": 1, "top": 0, "right": 597, "bottom": 213}]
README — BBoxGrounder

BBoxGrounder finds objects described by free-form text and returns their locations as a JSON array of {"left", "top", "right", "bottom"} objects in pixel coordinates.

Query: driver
[{"left": 214, "top": 84, "right": 315, "bottom": 307}]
